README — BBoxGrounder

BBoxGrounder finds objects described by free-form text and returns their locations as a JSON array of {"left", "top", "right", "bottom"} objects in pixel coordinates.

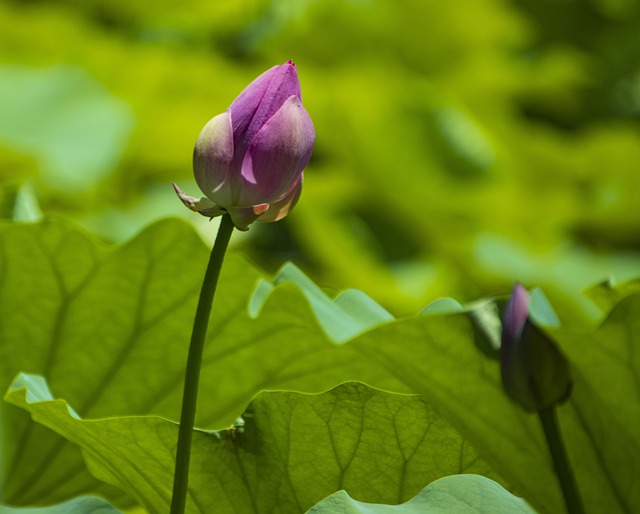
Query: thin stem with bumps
[{"left": 170, "top": 213, "right": 234, "bottom": 514}]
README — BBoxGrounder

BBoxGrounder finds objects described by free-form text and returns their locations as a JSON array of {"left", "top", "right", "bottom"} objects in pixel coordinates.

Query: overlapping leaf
[
  {"left": 307, "top": 475, "right": 534, "bottom": 514},
  {"left": 0, "top": 497, "right": 121, "bottom": 514},
  {"left": 6, "top": 376, "right": 498, "bottom": 514},
  {"left": 551, "top": 295, "right": 640, "bottom": 512},
  {"left": 1, "top": 219, "right": 639, "bottom": 514}
]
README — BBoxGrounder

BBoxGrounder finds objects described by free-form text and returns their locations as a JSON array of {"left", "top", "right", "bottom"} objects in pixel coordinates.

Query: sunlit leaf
[
  {"left": 1, "top": 219, "right": 638, "bottom": 514},
  {"left": 0, "top": 218, "right": 403, "bottom": 506},
  {"left": 0, "top": 65, "right": 134, "bottom": 193},
  {"left": 0, "top": 496, "right": 121, "bottom": 514},
  {"left": 307, "top": 475, "right": 534, "bottom": 514},
  {"left": 551, "top": 294, "right": 640, "bottom": 513},
  {"left": 6, "top": 376, "right": 497, "bottom": 514}
]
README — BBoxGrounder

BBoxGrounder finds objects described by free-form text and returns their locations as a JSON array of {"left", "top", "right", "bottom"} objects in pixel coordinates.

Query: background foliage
[{"left": 1, "top": 0, "right": 639, "bottom": 319}]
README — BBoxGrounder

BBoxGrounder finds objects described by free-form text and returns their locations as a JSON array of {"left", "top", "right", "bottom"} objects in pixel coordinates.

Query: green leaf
[
  {"left": 0, "top": 497, "right": 121, "bottom": 514},
  {"left": 0, "top": 217, "right": 244, "bottom": 505},
  {"left": 249, "top": 261, "right": 394, "bottom": 343},
  {"left": 419, "top": 297, "right": 464, "bottom": 315},
  {"left": 2, "top": 218, "right": 638, "bottom": 514},
  {"left": 529, "top": 288, "right": 561, "bottom": 327},
  {"left": 6, "top": 376, "right": 497, "bottom": 514},
  {"left": 0, "top": 65, "right": 134, "bottom": 193},
  {"left": 583, "top": 278, "right": 640, "bottom": 312},
  {"left": 0, "top": 218, "right": 400, "bottom": 506},
  {"left": 551, "top": 293, "right": 640, "bottom": 513},
  {"left": 307, "top": 474, "right": 534, "bottom": 514}
]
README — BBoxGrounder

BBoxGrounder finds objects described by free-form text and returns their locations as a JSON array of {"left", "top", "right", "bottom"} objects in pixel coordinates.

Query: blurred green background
[{"left": 1, "top": 0, "right": 640, "bottom": 320}]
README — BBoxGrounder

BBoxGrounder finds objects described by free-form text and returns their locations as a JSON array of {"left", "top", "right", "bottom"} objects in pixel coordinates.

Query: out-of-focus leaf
[
  {"left": 419, "top": 297, "right": 464, "bottom": 315},
  {"left": 474, "top": 234, "right": 640, "bottom": 322},
  {"left": 583, "top": 278, "right": 640, "bottom": 311},
  {"left": 307, "top": 475, "right": 534, "bottom": 514},
  {"left": 6, "top": 376, "right": 497, "bottom": 514},
  {"left": 0, "top": 65, "right": 134, "bottom": 193},
  {"left": 529, "top": 287, "right": 561, "bottom": 327},
  {"left": 0, "top": 496, "right": 121, "bottom": 514},
  {"left": 9, "top": 183, "right": 43, "bottom": 223}
]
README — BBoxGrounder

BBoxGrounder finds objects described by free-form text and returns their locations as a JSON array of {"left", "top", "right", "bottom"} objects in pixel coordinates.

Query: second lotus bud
[{"left": 501, "top": 284, "right": 573, "bottom": 413}]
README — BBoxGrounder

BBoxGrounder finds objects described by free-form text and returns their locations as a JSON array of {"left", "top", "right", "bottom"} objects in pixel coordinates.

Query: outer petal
[
  {"left": 230, "top": 61, "right": 302, "bottom": 168},
  {"left": 193, "top": 112, "right": 234, "bottom": 208},
  {"left": 227, "top": 65, "right": 279, "bottom": 148},
  {"left": 237, "top": 95, "right": 314, "bottom": 206},
  {"left": 257, "top": 175, "right": 303, "bottom": 223}
]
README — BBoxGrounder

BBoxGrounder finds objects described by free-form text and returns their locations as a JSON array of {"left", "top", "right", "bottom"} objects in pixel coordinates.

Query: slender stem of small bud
[
  {"left": 538, "top": 407, "right": 584, "bottom": 514},
  {"left": 170, "top": 214, "right": 235, "bottom": 514}
]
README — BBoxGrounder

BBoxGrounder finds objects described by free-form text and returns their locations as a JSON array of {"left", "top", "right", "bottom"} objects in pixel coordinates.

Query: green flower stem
[
  {"left": 170, "top": 213, "right": 235, "bottom": 514},
  {"left": 538, "top": 407, "right": 584, "bottom": 514}
]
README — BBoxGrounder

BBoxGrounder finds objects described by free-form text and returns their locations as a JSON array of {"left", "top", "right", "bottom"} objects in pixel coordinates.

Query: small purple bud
[
  {"left": 176, "top": 60, "right": 315, "bottom": 230},
  {"left": 501, "top": 284, "right": 573, "bottom": 412},
  {"left": 503, "top": 283, "right": 530, "bottom": 341}
]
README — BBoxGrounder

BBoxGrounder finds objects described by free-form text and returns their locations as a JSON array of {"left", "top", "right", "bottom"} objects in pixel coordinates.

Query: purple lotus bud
[
  {"left": 501, "top": 284, "right": 573, "bottom": 412},
  {"left": 174, "top": 60, "right": 315, "bottom": 230}
]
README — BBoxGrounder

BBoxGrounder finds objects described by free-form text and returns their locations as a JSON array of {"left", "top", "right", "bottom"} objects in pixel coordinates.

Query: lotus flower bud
[
  {"left": 501, "top": 284, "right": 573, "bottom": 412},
  {"left": 174, "top": 60, "right": 315, "bottom": 230}
]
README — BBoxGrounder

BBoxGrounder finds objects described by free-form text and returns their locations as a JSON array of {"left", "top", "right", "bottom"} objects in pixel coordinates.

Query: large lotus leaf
[
  {"left": 307, "top": 475, "right": 534, "bottom": 514},
  {"left": 0, "top": 218, "right": 402, "bottom": 506},
  {"left": 583, "top": 277, "right": 640, "bottom": 312},
  {"left": 550, "top": 294, "right": 640, "bottom": 513},
  {"left": 0, "top": 218, "right": 204, "bottom": 505},
  {"left": 339, "top": 295, "right": 640, "bottom": 514},
  {"left": 234, "top": 273, "right": 640, "bottom": 514},
  {"left": 6, "top": 375, "right": 499, "bottom": 514},
  {"left": 0, "top": 497, "right": 121, "bottom": 514},
  {"left": 0, "top": 65, "right": 134, "bottom": 193},
  {"left": 1, "top": 218, "right": 638, "bottom": 514}
]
